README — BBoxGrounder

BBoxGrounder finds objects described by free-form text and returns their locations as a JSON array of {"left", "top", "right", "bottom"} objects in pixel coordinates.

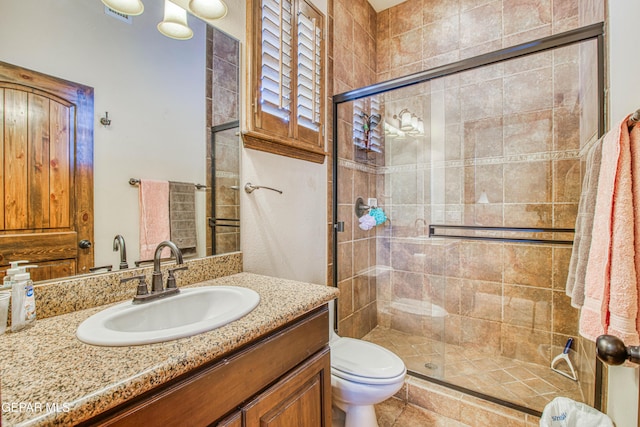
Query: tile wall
[
  {"left": 329, "top": 0, "right": 381, "bottom": 338},
  {"left": 330, "top": 0, "right": 606, "bottom": 407},
  {"left": 206, "top": 27, "right": 241, "bottom": 255}
]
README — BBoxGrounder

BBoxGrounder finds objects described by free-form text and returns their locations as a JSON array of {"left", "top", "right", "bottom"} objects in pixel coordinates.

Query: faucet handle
[
  {"left": 121, "top": 274, "right": 148, "bottom": 297},
  {"left": 166, "top": 266, "right": 188, "bottom": 289}
]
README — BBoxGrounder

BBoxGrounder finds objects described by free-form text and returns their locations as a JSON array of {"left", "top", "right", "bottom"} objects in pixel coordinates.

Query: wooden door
[{"left": 0, "top": 61, "right": 94, "bottom": 281}]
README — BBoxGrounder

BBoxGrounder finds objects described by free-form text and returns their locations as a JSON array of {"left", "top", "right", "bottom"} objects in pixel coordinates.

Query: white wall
[
  {"left": 0, "top": 0, "right": 207, "bottom": 270},
  {"left": 606, "top": 1, "right": 640, "bottom": 425},
  {"left": 239, "top": 0, "right": 328, "bottom": 285}
]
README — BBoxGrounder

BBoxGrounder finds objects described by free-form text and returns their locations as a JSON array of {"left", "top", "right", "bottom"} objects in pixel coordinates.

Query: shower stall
[{"left": 332, "top": 24, "right": 604, "bottom": 416}]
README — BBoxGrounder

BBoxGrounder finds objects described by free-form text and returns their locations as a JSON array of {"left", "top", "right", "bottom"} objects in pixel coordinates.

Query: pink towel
[
  {"left": 139, "top": 179, "right": 170, "bottom": 260},
  {"left": 580, "top": 116, "right": 640, "bottom": 345}
]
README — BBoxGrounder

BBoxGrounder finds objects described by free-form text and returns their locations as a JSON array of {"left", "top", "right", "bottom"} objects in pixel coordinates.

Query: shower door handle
[
  {"left": 334, "top": 222, "right": 344, "bottom": 232},
  {"left": 596, "top": 334, "right": 640, "bottom": 366}
]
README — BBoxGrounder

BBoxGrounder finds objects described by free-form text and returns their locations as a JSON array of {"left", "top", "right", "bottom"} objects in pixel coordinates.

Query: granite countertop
[{"left": 0, "top": 273, "right": 339, "bottom": 426}]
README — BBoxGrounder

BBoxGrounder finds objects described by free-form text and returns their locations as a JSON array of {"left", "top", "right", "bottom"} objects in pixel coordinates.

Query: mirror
[{"left": 0, "top": 0, "right": 242, "bottom": 282}]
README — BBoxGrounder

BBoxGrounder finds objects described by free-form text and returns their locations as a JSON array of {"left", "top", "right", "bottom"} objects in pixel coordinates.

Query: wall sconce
[
  {"left": 189, "top": 0, "right": 228, "bottom": 19},
  {"left": 101, "top": 0, "right": 144, "bottom": 15},
  {"left": 158, "top": 0, "right": 193, "bottom": 40},
  {"left": 397, "top": 109, "right": 413, "bottom": 131},
  {"left": 389, "top": 109, "right": 425, "bottom": 138}
]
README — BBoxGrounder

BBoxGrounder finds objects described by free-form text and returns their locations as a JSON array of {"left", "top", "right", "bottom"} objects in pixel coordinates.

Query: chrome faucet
[
  {"left": 122, "top": 240, "right": 187, "bottom": 304},
  {"left": 113, "top": 234, "right": 128, "bottom": 269}
]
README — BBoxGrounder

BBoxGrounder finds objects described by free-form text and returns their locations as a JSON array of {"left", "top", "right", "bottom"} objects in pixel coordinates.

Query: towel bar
[
  {"left": 428, "top": 224, "right": 575, "bottom": 245},
  {"left": 128, "top": 178, "right": 208, "bottom": 190}
]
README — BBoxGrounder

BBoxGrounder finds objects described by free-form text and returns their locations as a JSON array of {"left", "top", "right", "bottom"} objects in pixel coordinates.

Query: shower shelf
[{"left": 428, "top": 224, "right": 575, "bottom": 245}]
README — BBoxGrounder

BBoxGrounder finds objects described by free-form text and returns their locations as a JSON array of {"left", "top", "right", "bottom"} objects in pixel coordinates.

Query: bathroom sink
[{"left": 76, "top": 286, "right": 260, "bottom": 346}]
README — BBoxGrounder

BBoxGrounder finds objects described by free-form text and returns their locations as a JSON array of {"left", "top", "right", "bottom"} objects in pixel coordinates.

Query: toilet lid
[{"left": 331, "top": 337, "right": 405, "bottom": 381}]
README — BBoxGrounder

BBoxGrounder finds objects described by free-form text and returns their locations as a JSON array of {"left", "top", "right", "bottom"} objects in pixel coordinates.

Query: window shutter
[
  {"left": 246, "top": 0, "right": 326, "bottom": 163},
  {"left": 259, "top": 0, "right": 293, "bottom": 131},
  {"left": 295, "top": 0, "right": 323, "bottom": 146},
  {"left": 296, "top": 10, "right": 320, "bottom": 131}
]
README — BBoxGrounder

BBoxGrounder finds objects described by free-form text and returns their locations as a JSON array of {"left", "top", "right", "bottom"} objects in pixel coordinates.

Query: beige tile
[
  {"left": 503, "top": 0, "right": 551, "bottom": 36},
  {"left": 458, "top": 241, "right": 503, "bottom": 282},
  {"left": 390, "top": 29, "right": 423, "bottom": 69},
  {"left": 553, "top": 159, "right": 581, "bottom": 203},
  {"left": 504, "top": 244, "right": 553, "bottom": 288},
  {"left": 408, "top": 380, "right": 462, "bottom": 421},
  {"left": 375, "top": 397, "right": 405, "bottom": 427},
  {"left": 501, "top": 323, "right": 551, "bottom": 365},
  {"left": 460, "top": 279, "right": 503, "bottom": 321},
  {"left": 463, "top": 117, "right": 503, "bottom": 159},
  {"left": 504, "top": 284, "right": 552, "bottom": 330},
  {"left": 389, "top": 0, "right": 424, "bottom": 36},
  {"left": 460, "top": 78, "right": 503, "bottom": 121},
  {"left": 503, "top": 110, "right": 553, "bottom": 156},
  {"left": 423, "top": 15, "right": 460, "bottom": 59},
  {"left": 503, "top": 204, "right": 552, "bottom": 228},
  {"left": 504, "top": 67, "right": 553, "bottom": 115},
  {"left": 553, "top": 107, "right": 580, "bottom": 151},
  {"left": 459, "top": 1, "right": 502, "bottom": 49},
  {"left": 504, "top": 161, "right": 551, "bottom": 204},
  {"left": 553, "top": 203, "right": 578, "bottom": 228},
  {"left": 464, "top": 164, "right": 504, "bottom": 205},
  {"left": 552, "top": 290, "right": 580, "bottom": 335}
]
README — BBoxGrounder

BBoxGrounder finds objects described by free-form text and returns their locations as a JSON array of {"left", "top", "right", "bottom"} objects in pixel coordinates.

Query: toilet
[{"left": 329, "top": 302, "right": 406, "bottom": 427}]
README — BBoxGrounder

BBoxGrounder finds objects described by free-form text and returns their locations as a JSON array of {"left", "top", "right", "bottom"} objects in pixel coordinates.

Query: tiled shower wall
[
  {"left": 206, "top": 27, "right": 240, "bottom": 255},
  {"left": 331, "top": 0, "right": 606, "bottom": 404},
  {"left": 329, "top": 0, "right": 381, "bottom": 338}
]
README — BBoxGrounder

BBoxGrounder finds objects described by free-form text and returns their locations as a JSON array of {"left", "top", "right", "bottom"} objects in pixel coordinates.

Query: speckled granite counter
[{"left": 0, "top": 273, "right": 339, "bottom": 426}]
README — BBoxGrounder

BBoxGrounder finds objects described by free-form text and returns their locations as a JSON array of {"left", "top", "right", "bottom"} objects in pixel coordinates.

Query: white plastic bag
[{"left": 540, "top": 397, "right": 613, "bottom": 427}]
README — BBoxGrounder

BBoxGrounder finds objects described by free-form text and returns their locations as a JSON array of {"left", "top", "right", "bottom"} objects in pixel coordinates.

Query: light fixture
[
  {"left": 158, "top": 0, "right": 193, "bottom": 40},
  {"left": 389, "top": 108, "right": 425, "bottom": 138},
  {"left": 398, "top": 109, "right": 413, "bottom": 131},
  {"left": 101, "top": 0, "right": 144, "bottom": 15},
  {"left": 189, "top": 0, "right": 228, "bottom": 19}
]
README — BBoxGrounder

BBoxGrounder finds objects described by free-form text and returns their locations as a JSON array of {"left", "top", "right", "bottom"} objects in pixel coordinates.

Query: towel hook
[{"left": 244, "top": 182, "right": 283, "bottom": 194}]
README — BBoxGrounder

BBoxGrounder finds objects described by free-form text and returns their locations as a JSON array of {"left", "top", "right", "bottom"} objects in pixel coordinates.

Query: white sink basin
[{"left": 76, "top": 286, "right": 260, "bottom": 346}]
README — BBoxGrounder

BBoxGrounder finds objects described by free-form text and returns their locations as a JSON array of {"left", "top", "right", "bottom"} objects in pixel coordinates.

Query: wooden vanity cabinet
[
  {"left": 84, "top": 306, "right": 331, "bottom": 427},
  {"left": 218, "top": 348, "right": 330, "bottom": 427}
]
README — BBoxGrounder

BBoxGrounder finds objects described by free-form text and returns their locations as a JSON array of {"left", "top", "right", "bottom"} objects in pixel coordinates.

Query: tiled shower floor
[{"left": 362, "top": 326, "right": 584, "bottom": 413}]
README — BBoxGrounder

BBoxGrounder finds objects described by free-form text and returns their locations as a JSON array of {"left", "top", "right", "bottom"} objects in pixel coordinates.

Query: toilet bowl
[{"left": 330, "top": 333, "right": 406, "bottom": 427}]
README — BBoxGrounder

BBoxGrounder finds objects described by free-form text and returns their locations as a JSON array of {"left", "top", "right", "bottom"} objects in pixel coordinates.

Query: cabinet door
[
  {"left": 243, "top": 348, "right": 330, "bottom": 427},
  {"left": 216, "top": 411, "right": 241, "bottom": 427}
]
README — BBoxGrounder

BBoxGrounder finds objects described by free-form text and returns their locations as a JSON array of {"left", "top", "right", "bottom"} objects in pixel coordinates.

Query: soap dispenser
[
  {"left": 10, "top": 264, "right": 37, "bottom": 332},
  {"left": 2, "top": 260, "right": 29, "bottom": 290}
]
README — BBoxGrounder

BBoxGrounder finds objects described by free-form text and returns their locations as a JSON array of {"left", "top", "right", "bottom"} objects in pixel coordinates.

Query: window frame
[{"left": 244, "top": 0, "right": 326, "bottom": 164}]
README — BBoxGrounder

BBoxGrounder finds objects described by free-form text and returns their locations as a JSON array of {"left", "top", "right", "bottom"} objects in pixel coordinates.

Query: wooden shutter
[
  {"left": 245, "top": 0, "right": 326, "bottom": 163},
  {"left": 296, "top": 0, "right": 323, "bottom": 147},
  {"left": 257, "top": 0, "right": 293, "bottom": 138}
]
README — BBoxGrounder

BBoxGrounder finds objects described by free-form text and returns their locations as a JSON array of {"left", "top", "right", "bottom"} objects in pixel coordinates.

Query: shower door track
[{"left": 332, "top": 22, "right": 606, "bottom": 415}]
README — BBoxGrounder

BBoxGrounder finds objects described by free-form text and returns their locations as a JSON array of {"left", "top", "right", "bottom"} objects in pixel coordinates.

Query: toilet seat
[{"left": 331, "top": 337, "right": 406, "bottom": 385}]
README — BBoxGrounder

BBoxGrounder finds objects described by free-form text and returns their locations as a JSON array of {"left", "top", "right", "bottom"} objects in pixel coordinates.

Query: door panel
[{"left": 0, "top": 62, "right": 93, "bottom": 280}]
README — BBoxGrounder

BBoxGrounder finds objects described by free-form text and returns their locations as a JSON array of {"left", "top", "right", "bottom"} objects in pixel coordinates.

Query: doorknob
[
  {"left": 596, "top": 334, "right": 640, "bottom": 366},
  {"left": 79, "top": 240, "right": 92, "bottom": 249}
]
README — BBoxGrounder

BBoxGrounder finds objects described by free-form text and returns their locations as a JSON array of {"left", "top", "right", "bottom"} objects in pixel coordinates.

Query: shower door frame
[{"left": 331, "top": 22, "right": 606, "bottom": 416}]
